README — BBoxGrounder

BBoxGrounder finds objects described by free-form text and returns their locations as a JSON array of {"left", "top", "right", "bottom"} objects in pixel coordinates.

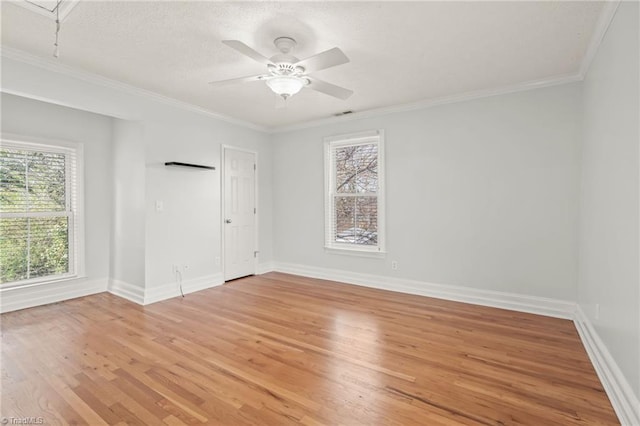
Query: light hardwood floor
[{"left": 1, "top": 272, "right": 618, "bottom": 425}]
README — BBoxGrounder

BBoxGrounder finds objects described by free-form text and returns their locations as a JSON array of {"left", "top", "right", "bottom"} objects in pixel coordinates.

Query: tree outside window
[
  {"left": 325, "top": 131, "right": 385, "bottom": 253},
  {"left": 0, "top": 142, "right": 77, "bottom": 284}
]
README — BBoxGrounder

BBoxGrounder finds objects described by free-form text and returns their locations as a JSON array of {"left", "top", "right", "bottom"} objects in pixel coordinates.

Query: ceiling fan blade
[
  {"left": 294, "top": 47, "right": 349, "bottom": 73},
  {"left": 222, "top": 40, "right": 274, "bottom": 66},
  {"left": 208, "top": 74, "right": 268, "bottom": 87},
  {"left": 306, "top": 77, "right": 353, "bottom": 100}
]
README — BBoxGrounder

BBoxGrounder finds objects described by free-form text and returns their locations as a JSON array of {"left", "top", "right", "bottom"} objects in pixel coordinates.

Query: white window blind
[
  {"left": 324, "top": 130, "right": 385, "bottom": 253},
  {"left": 0, "top": 140, "right": 79, "bottom": 285}
]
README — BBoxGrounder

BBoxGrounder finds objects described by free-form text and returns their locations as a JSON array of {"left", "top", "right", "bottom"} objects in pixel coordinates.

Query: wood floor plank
[{"left": 1, "top": 272, "right": 619, "bottom": 425}]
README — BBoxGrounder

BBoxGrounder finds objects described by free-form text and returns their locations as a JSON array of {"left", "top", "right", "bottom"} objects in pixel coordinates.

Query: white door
[{"left": 223, "top": 148, "right": 256, "bottom": 281}]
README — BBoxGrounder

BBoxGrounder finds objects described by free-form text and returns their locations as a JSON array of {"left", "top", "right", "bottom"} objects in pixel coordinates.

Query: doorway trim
[{"left": 221, "top": 145, "right": 259, "bottom": 281}]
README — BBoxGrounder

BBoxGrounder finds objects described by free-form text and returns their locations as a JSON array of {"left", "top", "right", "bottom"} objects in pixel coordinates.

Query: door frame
[{"left": 221, "top": 145, "right": 259, "bottom": 281}]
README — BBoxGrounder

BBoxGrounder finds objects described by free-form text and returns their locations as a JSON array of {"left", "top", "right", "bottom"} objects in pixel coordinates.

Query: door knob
[{"left": 225, "top": 219, "right": 232, "bottom": 224}]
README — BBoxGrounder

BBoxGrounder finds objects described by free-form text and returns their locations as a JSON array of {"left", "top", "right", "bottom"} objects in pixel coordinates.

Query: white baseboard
[
  {"left": 271, "top": 262, "right": 576, "bottom": 319},
  {"left": 108, "top": 278, "right": 145, "bottom": 305},
  {"left": 0, "top": 277, "right": 108, "bottom": 313},
  {"left": 108, "top": 274, "right": 224, "bottom": 306},
  {"left": 143, "top": 273, "right": 224, "bottom": 305},
  {"left": 574, "top": 306, "right": 640, "bottom": 425},
  {"left": 257, "top": 261, "right": 276, "bottom": 275}
]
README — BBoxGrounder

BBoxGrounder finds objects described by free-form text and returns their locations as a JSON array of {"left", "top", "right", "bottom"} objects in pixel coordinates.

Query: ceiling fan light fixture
[{"left": 266, "top": 76, "right": 307, "bottom": 99}]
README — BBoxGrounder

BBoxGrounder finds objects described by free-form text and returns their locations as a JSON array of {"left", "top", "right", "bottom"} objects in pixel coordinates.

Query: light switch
[{"left": 155, "top": 200, "right": 163, "bottom": 212}]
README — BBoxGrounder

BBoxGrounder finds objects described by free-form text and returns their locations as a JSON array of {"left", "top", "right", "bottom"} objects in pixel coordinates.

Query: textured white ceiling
[{"left": 1, "top": 1, "right": 604, "bottom": 129}]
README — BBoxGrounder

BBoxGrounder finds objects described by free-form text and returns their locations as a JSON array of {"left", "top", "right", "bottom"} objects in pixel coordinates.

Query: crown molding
[
  {"left": 0, "top": 46, "right": 269, "bottom": 132},
  {"left": 578, "top": 0, "right": 621, "bottom": 79},
  {"left": 7, "top": 0, "right": 80, "bottom": 22},
  {"left": 272, "top": 1, "right": 621, "bottom": 134},
  {"left": 1, "top": 0, "right": 620, "bottom": 136},
  {"left": 272, "top": 72, "right": 583, "bottom": 134}
]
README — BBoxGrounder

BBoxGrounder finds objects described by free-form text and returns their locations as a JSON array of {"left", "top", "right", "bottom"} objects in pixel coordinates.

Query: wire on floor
[{"left": 176, "top": 269, "right": 185, "bottom": 298}]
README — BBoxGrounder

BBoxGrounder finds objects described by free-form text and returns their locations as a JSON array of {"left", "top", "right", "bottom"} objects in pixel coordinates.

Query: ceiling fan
[{"left": 209, "top": 37, "right": 353, "bottom": 101}]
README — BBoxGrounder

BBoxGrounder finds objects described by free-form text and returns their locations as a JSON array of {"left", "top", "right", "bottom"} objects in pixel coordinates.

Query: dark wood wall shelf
[{"left": 164, "top": 162, "right": 215, "bottom": 170}]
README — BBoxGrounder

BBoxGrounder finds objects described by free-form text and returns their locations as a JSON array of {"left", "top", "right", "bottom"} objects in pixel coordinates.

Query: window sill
[
  {"left": 0, "top": 274, "right": 83, "bottom": 292},
  {"left": 324, "top": 246, "right": 387, "bottom": 258}
]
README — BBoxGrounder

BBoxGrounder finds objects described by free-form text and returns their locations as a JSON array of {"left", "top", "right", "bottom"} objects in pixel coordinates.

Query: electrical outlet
[
  {"left": 595, "top": 303, "right": 600, "bottom": 320},
  {"left": 215, "top": 257, "right": 221, "bottom": 266},
  {"left": 391, "top": 260, "right": 398, "bottom": 270}
]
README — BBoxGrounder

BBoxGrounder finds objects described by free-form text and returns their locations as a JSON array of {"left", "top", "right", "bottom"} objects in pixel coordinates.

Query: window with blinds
[
  {"left": 0, "top": 140, "right": 79, "bottom": 285},
  {"left": 324, "top": 130, "right": 385, "bottom": 253}
]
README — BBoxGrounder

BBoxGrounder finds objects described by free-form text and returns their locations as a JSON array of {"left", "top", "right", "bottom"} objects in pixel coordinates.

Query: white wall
[
  {"left": 579, "top": 0, "right": 639, "bottom": 402},
  {"left": 1, "top": 53, "right": 274, "bottom": 308},
  {"left": 144, "top": 117, "right": 273, "bottom": 295},
  {"left": 272, "top": 83, "right": 582, "bottom": 301},
  {"left": 111, "top": 120, "right": 145, "bottom": 289},
  {"left": 0, "top": 92, "right": 113, "bottom": 311}
]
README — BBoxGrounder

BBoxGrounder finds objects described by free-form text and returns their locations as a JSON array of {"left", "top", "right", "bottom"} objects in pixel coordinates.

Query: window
[
  {"left": 0, "top": 139, "right": 82, "bottom": 285},
  {"left": 325, "top": 130, "right": 385, "bottom": 253}
]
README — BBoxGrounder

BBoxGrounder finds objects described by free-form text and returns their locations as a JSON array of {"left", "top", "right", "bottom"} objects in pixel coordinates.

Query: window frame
[
  {"left": 324, "top": 129, "right": 386, "bottom": 255},
  {"left": 0, "top": 135, "right": 85, "bottom": 288}
]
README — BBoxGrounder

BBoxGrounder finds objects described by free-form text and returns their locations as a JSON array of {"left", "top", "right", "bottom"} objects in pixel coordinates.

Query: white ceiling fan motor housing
[{"left": 269, "top": 37, "right": 303, "bottom": 70}]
